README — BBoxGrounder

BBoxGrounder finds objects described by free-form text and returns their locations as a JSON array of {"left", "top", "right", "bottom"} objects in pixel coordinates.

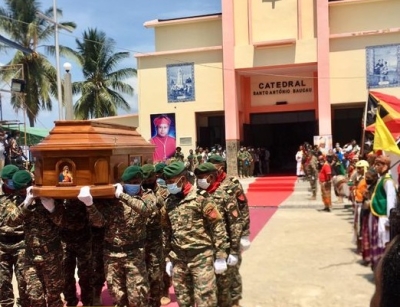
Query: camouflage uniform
[
  {"left": 237, "top": 150, "right": 246, "bottom": 178},
  {"left": 305, "top": 154, "right": 318, "bottom": 198},
  {"left": 220, "top": 175, "right": 250, "bottom": 303},
  {"left": 91, "top": 225, "right": 106, "bottom": 304},
  {"left": 187, "top": 154, "right": 197, "bottom": 173},
  {"left": 0, "top": 194, "right": 29, "bottom": 307},
  {"left": 164, "top": 186, "right": 228, "bottom": 307},
  {"left": 95, "top": 193, "right": 156, "bottom": 307},
  {"left": 144, "top": 188, "right": 164, "bottom": 307},
  {"left": 155, "top": 184, "right": 172, "bottom": 301},
  {"left": 57, "top": 199, "right": 105, "bottom": 306},
  {"left": 4, "top": 199, "right": 64, "bottom": 307},
  {"left": 211, "top": 186, "right": 242, "bottom": 307}
]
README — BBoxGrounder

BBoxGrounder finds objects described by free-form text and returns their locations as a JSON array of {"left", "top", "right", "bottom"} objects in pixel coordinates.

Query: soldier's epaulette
[
  {"left": 197, "top": 188, "right": 210, "bottom": 198},
  {"left": 225, "top": 189, "right": 235, "bottom": 196},
  {"left": 229, "top": 176, "right": 240, "bottom": 184}
]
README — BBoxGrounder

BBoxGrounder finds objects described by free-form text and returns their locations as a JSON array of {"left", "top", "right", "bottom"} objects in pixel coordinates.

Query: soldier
[
  {"left": 174, "top": 147, "right": 184, "bottom": 162},
  {"left": 56, "top": 186, "right": 106, "bottom": 306},
  {"left": 237, "top": 147, "right": 245, "bottom": 178},
  {"left": 163, "top": 161, "right": 229, "bottom": 307},
  {"left": 305, "top": 150, "right": 318, "bottom": 200},
  {"left": 141, "top": 164, "right": 165, "bottom": 307},
  {"left": 154, "top": 163, "right": 172, "bottom": 305},
  {"left": 186, "top": 149, "right": 197, "bottom": 172},
  {"left": 0, "top": 165, "right": 29, "bottom": 307},
  {"left": 3, "top": 170, "right": 65, "bottom": 307},
  {"left": 249, "top": 148, "right": 256, "bottom": 177},
  {"left": 96, "top": 165, "right": 157, "bottom": 307},
  {"left": 194, "top": 162, "right": 242, "bottom": 307},
  {"left": 207, "top": 155, "right": 250, "bottom": 307}
]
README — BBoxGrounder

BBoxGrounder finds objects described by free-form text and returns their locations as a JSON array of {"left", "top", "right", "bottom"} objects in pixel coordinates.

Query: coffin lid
[{"left": 30, "top": 120, "right": 154, "bottom": 152}]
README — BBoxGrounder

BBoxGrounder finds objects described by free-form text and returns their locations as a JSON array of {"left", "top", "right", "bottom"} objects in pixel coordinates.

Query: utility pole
[{"left": 36, "top": 1, "right": 73, "bottom": 120}]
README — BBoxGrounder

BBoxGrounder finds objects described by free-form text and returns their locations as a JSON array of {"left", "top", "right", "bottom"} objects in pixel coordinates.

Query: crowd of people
[
  {"left": 0, "top": 153, "right": 251, "bottom": 307},
  {"left": 296, "top": 138, "right": 400, "bottom": 305},
  {"left": 165, "top": 145, "right": 271, "bottom": 179}
]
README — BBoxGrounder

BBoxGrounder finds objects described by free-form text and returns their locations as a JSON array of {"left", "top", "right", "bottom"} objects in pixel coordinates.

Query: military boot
[{"left": 92, "top": 288, "right": 102, "bottom": 306}]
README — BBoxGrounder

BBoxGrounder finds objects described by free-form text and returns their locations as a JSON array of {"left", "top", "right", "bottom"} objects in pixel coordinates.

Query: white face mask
[
  {"left": 197, "top": 178, "right": 210, "bottom": 190},
  {"left": 167, "top": 177, "right": 183, "bottom": 195}
]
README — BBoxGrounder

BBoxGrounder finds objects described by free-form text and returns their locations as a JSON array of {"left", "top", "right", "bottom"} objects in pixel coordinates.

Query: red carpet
[{"left": 246, "top": 175, "right": 296, "bottom": 207}]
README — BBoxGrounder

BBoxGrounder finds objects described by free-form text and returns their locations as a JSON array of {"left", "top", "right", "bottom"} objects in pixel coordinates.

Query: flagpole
[{"left": 360, "top": 93, "right": 369, "bottom": 157}]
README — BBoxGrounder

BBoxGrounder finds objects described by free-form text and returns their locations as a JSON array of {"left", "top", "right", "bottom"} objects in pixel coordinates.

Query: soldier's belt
[
  {"left": 0, "top": 234, "right": 24, "bottom": 245},
  {"left": 173, "top": 246, "right": 210, "bottom": 258},
  {"left": 27, "top": 239, "right": 61, "bottom": 257},
  {"left": 105, "top": 239, "right": 145, "bottom": 253}
]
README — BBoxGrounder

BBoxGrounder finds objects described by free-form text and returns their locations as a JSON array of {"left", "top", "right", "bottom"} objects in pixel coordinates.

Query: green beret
[
  {"left": 121, "top": 166, "right": 143, "bottom": 182},
  {"left": 208, "top": 155, "right": 225, "bottom": 164},
  {"left": 12, "top": 170, "right": 32, "bottom": 190},
  {"left": 194, "top": 162, "right": 217, "bottom": 175},
  {"left": 1, "top": 164, "right": 19, "bottom": 180},
  {"left": 163, "top": 161, "right": 186, "bottom": 179},
  {"left": 141, "top": 164, "right": 155, "bottom": 179},
  {"left": 155, "top": 163, "right": 167, "bottom": 174}
]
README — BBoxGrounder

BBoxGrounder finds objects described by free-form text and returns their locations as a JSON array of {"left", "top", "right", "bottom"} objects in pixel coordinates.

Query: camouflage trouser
[
  {"left": 309, "top": 176, "right": 317, "bottom": 197},
  {"left": 238, "top": 200, "right": 250, "bottom": 237},
  {"left": 243, "top": 164, "right": 250, "bottom": 177},
  {"left": 104, "top": 248, "right": 149, "bottom": 307},
  {"left": 62, "top": 239, "right": 93, "bottom": 306},
  {"left": 162, "top": 269, "right": 171, "bottom": 297},
  {"left": 24, "top": 250, "right": 64, "bottom": 307},
  {"left": 145, "top": 236, "right": 163, "bottom": 307},
  {"left": 237, "top": 162, "right": 243, "bottom": 177},
  {"left": 216, "top": 265, "right": 235, "bottom": 307},
  {"left": 171, "top": 250, "right": 217, "bottom": 307},
  {"left": 230, "top": 253, "right": 243, "bottom": 302},
  {"left": 91, "top": 228, "right": 106, "bottom": 298},
  {"left": 249, "top": 162, "right": 255, "bottom": 177},
  {"left": 0, "top": 242, "right": 29, "bottom": 307}
]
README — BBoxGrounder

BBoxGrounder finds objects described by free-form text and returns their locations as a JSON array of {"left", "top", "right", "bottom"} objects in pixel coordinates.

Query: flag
[
  {"left": 373, "top": 110, "right": 400, "bottom": 156},
  {"left": 365, "top": 91, "right": 400, "bottom": 138},
  {"left": 362, "top": 91, "right": 400, "bottom": 154}
]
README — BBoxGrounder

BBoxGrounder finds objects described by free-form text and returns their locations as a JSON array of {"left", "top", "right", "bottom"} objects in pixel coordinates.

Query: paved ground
[{"left": 240, "top": 178, "right": 375, "bottom": 307}]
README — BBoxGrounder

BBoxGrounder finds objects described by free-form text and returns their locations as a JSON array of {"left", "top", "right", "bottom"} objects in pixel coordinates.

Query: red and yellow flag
[{"left": 373, "top": 110, "right": 400, "bottom": 156}]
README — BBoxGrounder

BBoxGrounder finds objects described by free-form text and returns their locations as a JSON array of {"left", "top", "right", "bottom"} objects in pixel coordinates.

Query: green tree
[
  {"left": 0, "top": 0, "right": 76, "bottom": 126},
  {"left": 72, "top": 28, "right": 136, "bottom": 119}
]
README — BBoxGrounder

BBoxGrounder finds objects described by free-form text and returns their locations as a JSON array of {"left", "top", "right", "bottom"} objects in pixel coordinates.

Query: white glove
[
  {"left": 165, "top": 261, "right": 173, "bottom": 277},
  {"left": 78, "top": 186, "right": 93, "bottom": 206},
  {"left": 227, "top": 254, "right": 239, "bottom": 266},
  {"left": 214, "top": 258, "right": 227, "bottom": 274},
  {"left": 40, "top": 197, "right": 55, "bottom": 213},
  {"left": 240, "top": 236, "right": 251, "bottom": 251},
  {"left": 22, "top": 186, "right": 34, "bottom": 209},
  {"left": 114, "top": 183, "right": 123, "bottom": 198}
]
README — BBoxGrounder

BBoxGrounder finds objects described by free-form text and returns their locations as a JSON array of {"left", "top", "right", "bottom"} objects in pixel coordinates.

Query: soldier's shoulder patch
[{"left": 203, "top": 202, "right": 222, "bottom": 221}]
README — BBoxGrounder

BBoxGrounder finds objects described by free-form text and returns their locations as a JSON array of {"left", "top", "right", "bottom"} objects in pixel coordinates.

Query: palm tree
[
  {"left": 0, "top": 0, "right": 76, "bottom": 126},
  {"left": 72, "top": 28, "right": 136, "bottom": 119}
]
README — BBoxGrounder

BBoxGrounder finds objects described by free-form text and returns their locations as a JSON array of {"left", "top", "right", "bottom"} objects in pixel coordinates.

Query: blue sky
[{"left": 0, "top": 0, "right": 221, "bottom": 129}]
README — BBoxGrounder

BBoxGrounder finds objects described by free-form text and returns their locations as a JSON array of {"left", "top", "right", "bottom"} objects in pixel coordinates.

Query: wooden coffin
[{"left": 30, "top": 120, "right": 155, "bottom": 199}]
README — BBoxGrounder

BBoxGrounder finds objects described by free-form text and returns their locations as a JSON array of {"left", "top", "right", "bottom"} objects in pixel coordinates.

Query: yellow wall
[
  {"left": 155, "top": 19, "right": 222, "bottom": 51},
  {"left": 329, "top": 0, "right": 400, "bottom": 104},
  {"left": 137, "top": 50, "right": 223, "bottom": 152},
  {"left": 234, "top": 0, "right": 317, "bottom": 69},
  {"left": 330, "top": 0, "right": 400, "bottom": 35},
  {"left": 251, "top": 0, "right": 298, "bottom": 42}
]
